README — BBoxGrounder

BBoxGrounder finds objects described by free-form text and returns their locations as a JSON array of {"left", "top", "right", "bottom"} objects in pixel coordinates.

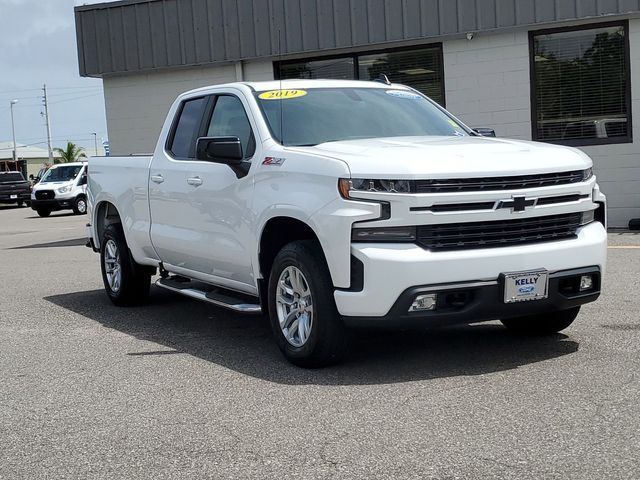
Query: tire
[
  {"left": 72, "top": 196, "right": 87, "bottom": 215},
  {"left": 267, "top": 240, "right": 348, "bottom": 368},
  {"left": 501, "top": 307, "right": 580, "bottom": 335},
  {"left": 37, "top": 209, "right": 51, "bottom": 217},
  {"left": 100, "top": 223, "right": 152, "bottom": 306},
  {"left": 16, "top": 201, "right": 23, "bottom": 207}
]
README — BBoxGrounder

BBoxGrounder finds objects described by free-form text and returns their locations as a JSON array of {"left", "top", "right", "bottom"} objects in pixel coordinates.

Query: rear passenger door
[{"left": 149, "top": 92, "right": 259, "bottom": 294}]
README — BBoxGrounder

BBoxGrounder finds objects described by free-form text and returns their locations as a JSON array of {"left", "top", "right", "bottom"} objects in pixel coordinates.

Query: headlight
[
  {"left": 582, "top": 168, "right": 593, "bottom": 182},
  {"left": 57, "top": 185, "right": 72, "bottom": 194},
  {"left": 339, "top": 178, "right": 411, "bottom": 198},
  {"left": 352, "top": 226, "right": 416, "bottom": 242}
]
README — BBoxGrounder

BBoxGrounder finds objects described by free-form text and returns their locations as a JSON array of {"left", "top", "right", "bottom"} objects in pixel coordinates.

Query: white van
[{"left": 31, "top": 162, "right": 88, "bottom": 217}]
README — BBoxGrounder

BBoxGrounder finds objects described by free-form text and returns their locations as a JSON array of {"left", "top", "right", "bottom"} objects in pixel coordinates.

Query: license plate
[
  {"left": 10, "top": 195, "right": 17, "bottom": 199},
  {"left": 503, "top": 270, "right": 548, "bottom": 303}
]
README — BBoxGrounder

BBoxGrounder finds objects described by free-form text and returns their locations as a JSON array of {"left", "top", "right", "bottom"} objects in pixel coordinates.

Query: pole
[
  {"left": 93, "top": 133, "right": 98, "bottom": 156},
  {"left": 43, "top": 84, "right": 53, "bottom": 165},
  {"left": 10, "top": 100, "right": 18, "bottom": 164}
]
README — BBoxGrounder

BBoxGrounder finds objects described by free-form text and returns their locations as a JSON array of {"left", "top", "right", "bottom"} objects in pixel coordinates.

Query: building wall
[
  {"left": 444, "top": 20, "right": 640, "bottom": 228},
  {"left": 444, "top": 31, "right": 531, "bottom": 140},
  {"left": 103, "top": 60, "right": 273, "bottom": 155},
  {"left": 102, "top": 21, "right": 639, "bottom": 227},
  {"left": 75, "top": 0, "right": 640, "bottom": 78}
]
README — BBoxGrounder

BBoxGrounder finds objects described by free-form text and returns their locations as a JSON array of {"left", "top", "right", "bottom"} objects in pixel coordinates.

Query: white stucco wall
[
  {"left": 444, "top": 22, "right": 640, "bottom": 228},
  {"left": 102, "top": 60, "right": 274, "bottom": 156}
]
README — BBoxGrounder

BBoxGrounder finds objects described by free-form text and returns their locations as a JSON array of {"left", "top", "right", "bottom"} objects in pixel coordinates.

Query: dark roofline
[{"left": 75, "top": 0, "right": 640, "bottom": 78}]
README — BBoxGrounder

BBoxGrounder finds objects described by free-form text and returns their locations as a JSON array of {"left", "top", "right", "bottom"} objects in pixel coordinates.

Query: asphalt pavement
[{"left": 1, "top": 204, "right": 639, "bottom": 479}]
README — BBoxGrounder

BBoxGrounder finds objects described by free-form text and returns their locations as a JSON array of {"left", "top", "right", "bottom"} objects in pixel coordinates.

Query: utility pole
[
  {"left": 10, "top": 99, "right": 18, "bottom": 164},
  {"left": 92, "top": 132, "right": 98, "bottom": 156},
  {"left": 42, "top": 84, "right": 53, "bottom": 165}
]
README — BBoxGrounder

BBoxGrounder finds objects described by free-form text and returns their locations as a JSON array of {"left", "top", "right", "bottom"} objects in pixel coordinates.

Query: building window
[
  {"left": 276, "top": 45, "right": 445, "bottom": 106},
  {"left": 530, "top": 22, "right": 632, "bottom": 146},
  {"left": 279, "top": 57, "right": 355, "bottom": 81}
]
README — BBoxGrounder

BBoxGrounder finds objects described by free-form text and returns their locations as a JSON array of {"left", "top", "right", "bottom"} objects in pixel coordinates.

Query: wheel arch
[
  {"left": 94, "top": 200, "right": 123, "bottom": 250},
  {"left": 257, "top": 216, "right": 326, "bottom": 311}
]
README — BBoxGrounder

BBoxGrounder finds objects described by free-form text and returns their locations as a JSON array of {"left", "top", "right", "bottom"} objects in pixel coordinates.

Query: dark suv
[{"left": 0, "top": 171, "right": 31, "bottom": 207}]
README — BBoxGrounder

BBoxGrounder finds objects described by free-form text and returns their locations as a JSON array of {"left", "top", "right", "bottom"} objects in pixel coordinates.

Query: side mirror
[
  {"left": 196, "top": 136, "right": 243, "bottom": 164},
  {"left": 474, "top": 128, "right": 497, "bottom": 137}
]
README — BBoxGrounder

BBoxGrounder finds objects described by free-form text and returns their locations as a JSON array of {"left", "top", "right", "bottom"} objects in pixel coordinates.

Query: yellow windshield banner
[{"left": 258, "top": 89, "right": 308, "bottom": 100}]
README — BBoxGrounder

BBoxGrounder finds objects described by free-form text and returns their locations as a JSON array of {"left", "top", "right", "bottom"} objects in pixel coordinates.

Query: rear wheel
[
  {"left": 73, "top": 196, "right": 87, "bottom": 215},
  {"left": 16, "top": 200, "right": 23, "bottom": 207},
  {"left": 37, "top": 209, "right": 51, "bottom": 217},
  {"left": 100, "top": 223, "right": 152, "bottom": 306},
  {"left": 501, "top": 307, "right": 580, "bottom": 335},
  {"left": 267, "top": 240, "right": 347, "bottom": 368}
]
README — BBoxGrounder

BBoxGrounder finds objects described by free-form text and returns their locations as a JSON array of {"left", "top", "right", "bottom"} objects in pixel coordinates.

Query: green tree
[{"left": 53, "top": 142, "right": 87, "bottom": 163}]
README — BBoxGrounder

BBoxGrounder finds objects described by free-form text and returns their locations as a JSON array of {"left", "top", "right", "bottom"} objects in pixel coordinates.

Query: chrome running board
[{"left": 155, "top": 277, "right": 262, "bottom": 314}]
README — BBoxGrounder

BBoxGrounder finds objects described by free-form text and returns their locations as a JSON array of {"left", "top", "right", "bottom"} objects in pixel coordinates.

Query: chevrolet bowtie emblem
[{"left": 497, "top": 195, "right": 537, "bottom": 213}]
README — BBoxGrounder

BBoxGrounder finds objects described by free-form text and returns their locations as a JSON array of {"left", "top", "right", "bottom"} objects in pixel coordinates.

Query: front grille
[
  {"left": 414, "top": 171, "right": 585, "bottom": 193},
  {"left": 35, "top": 190, "right": 54, "bottom": 200},
  {"left": 416, "top": 213, "right": 582, "bottom": 251}
]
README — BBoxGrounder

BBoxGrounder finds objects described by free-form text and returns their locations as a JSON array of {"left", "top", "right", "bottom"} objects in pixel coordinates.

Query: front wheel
[
  {"left": 73, "top": 196, "right": 87, "bottom": 215},
  {"left": 37, "top": 209, "right": 51, "bottom": 217},
  {"left": 17, "top": 200, "right": 23, "bottom": 207},
  {"left": 267, "top": 240, "right": 348, "bottom": 368},
  {"left": 100, "top": 223, "right": 152, "bottom": 306},
  {"left": 501, "top": 307, "right": 580, "bottom": 335}
]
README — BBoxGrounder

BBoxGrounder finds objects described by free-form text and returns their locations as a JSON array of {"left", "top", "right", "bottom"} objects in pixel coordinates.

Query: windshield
[
  {"left": 40, "top": 165, "right": 82, "bottom": 183},
  {"left": 255, "top": 88, "right": 469, "bottom": 146}
]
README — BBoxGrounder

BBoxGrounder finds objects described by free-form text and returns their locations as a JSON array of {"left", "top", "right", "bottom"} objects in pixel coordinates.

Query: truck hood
[
  {"left": 293, "top": 136, "right": 592, "bottom": 178},
  {"left": 34, "top": 180, "right": 72, "bottom": 189}
]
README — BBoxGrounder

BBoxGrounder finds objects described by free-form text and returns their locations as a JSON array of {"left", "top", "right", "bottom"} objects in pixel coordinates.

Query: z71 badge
[{"left": 262, "top": 157, "right": 286, "bottom": 166}]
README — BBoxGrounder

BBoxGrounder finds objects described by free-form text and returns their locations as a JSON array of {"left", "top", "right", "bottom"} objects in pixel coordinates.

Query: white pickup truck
[{"left": 87, "top": 79, "right": 607, "bottom": 367}]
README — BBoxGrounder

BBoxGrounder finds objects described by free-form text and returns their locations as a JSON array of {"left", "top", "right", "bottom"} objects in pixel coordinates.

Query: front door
[{"left": 149, "top": 93, "right": 258, "bottom": 293}]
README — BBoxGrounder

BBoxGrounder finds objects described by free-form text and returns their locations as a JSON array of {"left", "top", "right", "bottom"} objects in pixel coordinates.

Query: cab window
[
  {"left": 206, "top": 95, "right": 255, "bottom": 159},
  {"left": 168, "top": 97, "right": 208, "bottom": 159}
]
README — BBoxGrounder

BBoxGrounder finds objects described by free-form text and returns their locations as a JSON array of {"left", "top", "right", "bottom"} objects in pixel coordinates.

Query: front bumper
[
  {"left": 30, "top": 198, "right": 73, "bottom": 211},
  {"left": 343, "top": 266, "right": 601, "bottom": 328},
  {"left": 335, "top": 221, "right": 607, "bottom": 321}
]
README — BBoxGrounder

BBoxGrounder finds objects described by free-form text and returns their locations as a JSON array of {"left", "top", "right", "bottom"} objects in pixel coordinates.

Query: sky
[{"left": 0, "top": 0, "right": 115, "bottom": 157}]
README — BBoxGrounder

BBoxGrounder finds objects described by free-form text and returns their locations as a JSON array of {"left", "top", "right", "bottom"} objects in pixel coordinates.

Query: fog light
[
  {"left": 409, "top": 294, "right": 437, "bottom": 312},
  {"left": 580, "top": 275, "right": 594, "bottom": 292}
]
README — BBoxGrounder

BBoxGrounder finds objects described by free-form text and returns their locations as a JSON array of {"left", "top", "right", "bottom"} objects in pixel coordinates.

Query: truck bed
[{"left": 88, "top": 155, "right": 154, "bottom": 262}]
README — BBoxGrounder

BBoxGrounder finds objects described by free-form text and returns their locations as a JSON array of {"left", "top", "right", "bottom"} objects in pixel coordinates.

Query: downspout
[{"left": 235, "top": 61, "right": 244, "bottom": 81}]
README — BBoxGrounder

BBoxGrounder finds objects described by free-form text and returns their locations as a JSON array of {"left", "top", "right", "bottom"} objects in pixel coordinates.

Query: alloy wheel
[
  {"left": 276, "top": 266, "right": 314, "bottom": 347},
  {"left": 104, "top": 239, "right": 122, "bottom": 293}
]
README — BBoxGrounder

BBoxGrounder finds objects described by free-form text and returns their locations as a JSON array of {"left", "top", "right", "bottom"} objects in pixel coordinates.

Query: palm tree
[{"left": 53, "top": 142, "right": 87, "bottom": 163}]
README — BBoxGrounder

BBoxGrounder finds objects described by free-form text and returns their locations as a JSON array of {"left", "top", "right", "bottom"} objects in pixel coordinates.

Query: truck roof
[
  {"left": 48, "top": 162, "right": 87, "bottom": 168},
  {"left": 181, "top": 79, "right": 410, "bottom": 98}
]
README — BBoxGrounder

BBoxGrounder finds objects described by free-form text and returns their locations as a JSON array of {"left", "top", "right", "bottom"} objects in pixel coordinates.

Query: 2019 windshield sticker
[
  {"left": 385, "top": 90, "right": 422, "bottom": 100},
  {"left": 258, "top": 90, "right": 307, "bottom": 100}
]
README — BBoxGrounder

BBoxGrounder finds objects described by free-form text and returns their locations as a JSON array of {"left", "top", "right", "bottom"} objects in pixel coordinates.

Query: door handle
[
  {"left": 187, "top": 176, "right": 203, "bottom": 187},
  {"left": 150, "top": 174, "right": 164, "bottom": 184}
]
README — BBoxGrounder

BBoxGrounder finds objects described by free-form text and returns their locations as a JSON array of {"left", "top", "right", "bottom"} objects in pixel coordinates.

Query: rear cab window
[
  {"left": 0, "top": 172, "right": 26, "bottom": 183},
  {"left": 167, "top": 97, "right": 208, "bottom": 159}
]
